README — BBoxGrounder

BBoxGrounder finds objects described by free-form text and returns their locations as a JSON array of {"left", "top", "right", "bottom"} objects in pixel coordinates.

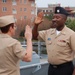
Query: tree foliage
[
  {"left": 66, "top": 18, "right": 75, "bottom": 31},
  {"left": 20, "top": 30, "right": 25, "bottom": 37},
  {"left": 16, "top": 19, "right": 33, "bottom": 37}
]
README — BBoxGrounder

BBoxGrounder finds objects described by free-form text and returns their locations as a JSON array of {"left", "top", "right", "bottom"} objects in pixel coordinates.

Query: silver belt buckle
[{"left": 53, "top": 65, "right": 57, "bottom": 68}]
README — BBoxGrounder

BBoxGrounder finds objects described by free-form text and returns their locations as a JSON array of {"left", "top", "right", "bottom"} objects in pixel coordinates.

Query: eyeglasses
[{"left": 14, "top": 24, "right": 17, "bottom": 30}]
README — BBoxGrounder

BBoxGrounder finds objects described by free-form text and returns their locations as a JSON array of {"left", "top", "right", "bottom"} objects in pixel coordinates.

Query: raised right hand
[
  {"left": 24, "top": 25, "right": 32, "bottom": 40},
  {"left": 34, "top": 12, "right": 44, "bottom": 25}
]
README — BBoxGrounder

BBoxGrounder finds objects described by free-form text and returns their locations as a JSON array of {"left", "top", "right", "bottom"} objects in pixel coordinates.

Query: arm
[
  {"left": 70, "top": 33, "right": 75, "bottom": 52},
  {"left": 23, "top": 25, "right": 32, "bottom": 62},
  {"left": 32, "top": 12, "right": 44, "bottom": 40},
  {"left": 32, "top": 24, "right": 39, "bottom": 40}
]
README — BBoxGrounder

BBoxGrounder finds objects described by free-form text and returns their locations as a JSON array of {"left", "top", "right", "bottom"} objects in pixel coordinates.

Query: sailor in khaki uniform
[
  {"left": 0, "top": 15, "right": 32, "bottom": 75},
  {"left": 32, "top": 7, "right": 75, "bottom": 75}
]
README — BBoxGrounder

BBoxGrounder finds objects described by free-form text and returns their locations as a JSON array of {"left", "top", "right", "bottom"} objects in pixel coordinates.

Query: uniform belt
[{"left": 50, "top": 61, "right": 73, "bottom": 68}]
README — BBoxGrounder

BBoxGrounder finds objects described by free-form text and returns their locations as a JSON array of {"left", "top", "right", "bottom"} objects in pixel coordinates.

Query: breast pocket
[
  {"left": 56, "top": 41, "right": 67, "bottom": 53},
  {"left": 57, "top": 41, "right": 66, "bottom": 47}
]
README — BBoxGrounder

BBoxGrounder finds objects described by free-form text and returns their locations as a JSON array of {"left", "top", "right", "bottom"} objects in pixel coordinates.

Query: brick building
[
  {"left": 0, "top": 0, "right": 36, "bottom": 37},
  {"left": 37, "top": 4, "right": 60, "bottom": 16},
  {"left": 37, "top": 4, "right": 75, "bottom": 18},
  {"left": 0, "top": 0, "right": 36, "bottom": 24}
]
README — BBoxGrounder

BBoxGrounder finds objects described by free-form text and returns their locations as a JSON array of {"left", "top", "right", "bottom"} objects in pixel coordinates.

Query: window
[
  {"left": 20, "top": 16, "right": 23, "bottom": 20},
  {"left": 14, "top": 17, "right": 17, "bottom": 22},
  {"left": 43, "top": 10, "right": 46, "bottom": 12},
  {"left": 43, "top": 10, "right": 45, "bottom": 12},
  {"left": 50, "top": 10, "right": 52, "bottom": 12},
  {"left": 24, "top": 8, "right": 27, "bottom": 11},
  {"left": 47, "top": 14, "right": 49, "bottom": 16},
  {"left": 24, "top": 16, "right": 27, "bottom": 19},
  {"left": 31, "top": 10, "right": 34, "bottom": 14},
  {"left": 46, "top": 10, "right": 48, "bottom": 12},
  {"left": 44, "top": 14, "right": 46, "bottom": 16},
  {"left": 2, "top": 7, "right": 7, "bottom": 12},
  {"left": 2, "top": 0, "right": 7, "bottom": 3},
  {"left": 12, "top": 8, "right": 17, "bottom": 14},
  {"left": 12, "top": 0, "right": 17, "bottom": 5},
  {"left": 31, "top": 2, "right": 34, "bottom": 6},
  {"left": 20, "top": 0, "right": 22, "bottom": 4},
  {"left": 31, "top": 17, "right": 34, "bottom": 22},
  {"left": 24, "top": 0, "right": 26, "bottom": 4}
]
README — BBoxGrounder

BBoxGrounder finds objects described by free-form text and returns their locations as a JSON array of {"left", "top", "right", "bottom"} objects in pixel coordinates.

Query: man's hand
[
  {"left": 34, "top": 12, "right": 44, "bottom": 25},
  {"left": 25, "top": 25, "right": 32, "bottom": 40}
]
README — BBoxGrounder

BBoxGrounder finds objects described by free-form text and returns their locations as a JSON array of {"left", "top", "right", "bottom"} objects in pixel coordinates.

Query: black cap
[{"left": 55, "top": 6, "right": 70, "bottom": 16}]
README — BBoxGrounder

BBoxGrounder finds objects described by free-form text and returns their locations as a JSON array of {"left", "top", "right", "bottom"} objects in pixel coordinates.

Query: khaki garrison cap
[{"left": 0, "top": 15, "right": 15, "bottom": 27}]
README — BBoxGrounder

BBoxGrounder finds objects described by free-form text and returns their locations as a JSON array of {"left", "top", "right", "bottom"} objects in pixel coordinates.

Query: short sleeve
[
  {"left": 13, "top": 41, "right": 26, "bottom": 60},
  {"left": 38, "top": 30, "right": 46, "bottom": 41},
  {"left": 70, "top": 33, "right": 75, "bottom": 51}
]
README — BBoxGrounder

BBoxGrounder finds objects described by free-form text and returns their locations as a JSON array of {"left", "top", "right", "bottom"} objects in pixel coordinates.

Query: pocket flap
[{"left": 57, "top": 42, "right": 66, "bottom": 47}]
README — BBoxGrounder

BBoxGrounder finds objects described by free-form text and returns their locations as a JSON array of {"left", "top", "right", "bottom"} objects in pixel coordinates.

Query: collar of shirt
[
  {"left": 51, "top": 25, "right": 66, "bottom": 35},
  {"left": 0, "top": 34, "right": 11, "bottom": 38}
]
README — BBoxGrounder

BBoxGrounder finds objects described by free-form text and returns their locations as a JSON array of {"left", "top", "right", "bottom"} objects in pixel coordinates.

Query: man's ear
[{"left": 9, "top": 26, "right": 12, "bottom": 32}]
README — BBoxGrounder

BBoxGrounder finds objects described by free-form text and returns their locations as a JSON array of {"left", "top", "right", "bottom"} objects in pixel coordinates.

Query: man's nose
[{"left": 52, "top": 18, "right": 57, "bottom": 22}]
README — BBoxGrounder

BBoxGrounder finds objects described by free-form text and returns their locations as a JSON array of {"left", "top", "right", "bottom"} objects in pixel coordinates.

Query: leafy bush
[
  {"left": 20, "top": 30, "right": 25, "bottom": 37},
  {"left": 66, "top": 18, "right": 75, "bottom": 31}
]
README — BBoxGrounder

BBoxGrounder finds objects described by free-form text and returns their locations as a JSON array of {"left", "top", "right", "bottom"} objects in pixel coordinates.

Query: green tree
[
  {"left": 66, "top": 19, "right": 75, "bottom": 31},
  {"left": 20, "top": 30, "right": 25, "bottom": 37},
  {"left": 65, "top": 18, "right": 71, "bottom": 25}
]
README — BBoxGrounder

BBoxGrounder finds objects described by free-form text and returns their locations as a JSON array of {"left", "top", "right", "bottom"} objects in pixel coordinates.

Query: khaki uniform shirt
[
  {"left": 0, "top": 34, "right": 26, "bottom": 75},
  {"left": 38, "top": 26, "right": 75, "bottom": 65}
]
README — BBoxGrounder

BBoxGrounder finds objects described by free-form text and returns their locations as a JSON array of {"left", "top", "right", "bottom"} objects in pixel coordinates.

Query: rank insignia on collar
[{"left": 47, "top": 38, "right": 51, "bottom": 40}]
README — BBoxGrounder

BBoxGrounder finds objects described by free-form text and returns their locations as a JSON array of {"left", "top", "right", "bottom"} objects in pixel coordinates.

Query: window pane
[
  {"left": 2, "top": 0, "right": 7, "bottom": 3},
  {"left": 2, "top": 7, "right": 7, "bottom": 12},
  {"left": 24, "top": 0, "right": 26, "bottom": 4},
  {"left": 12, "top": 8, "right": 17, "bottom": 14},
  {"left": 24, "top": 8, "right": 27, "bottom": 11},
  {"left": 24, "top": 16, "right": 27, "bottom": 19},
  {"left": 12, "top": 0, "right": 17, "bottom": 5},
  {"left": 20, "top": 0, "right": 22, "bottom": 3}
]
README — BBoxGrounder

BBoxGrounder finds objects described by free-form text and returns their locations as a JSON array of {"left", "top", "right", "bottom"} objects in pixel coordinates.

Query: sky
[{"left": 35, "top": 0, "right": 75, "bottom": 7}]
